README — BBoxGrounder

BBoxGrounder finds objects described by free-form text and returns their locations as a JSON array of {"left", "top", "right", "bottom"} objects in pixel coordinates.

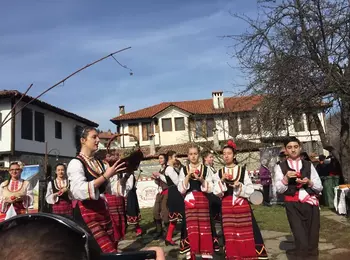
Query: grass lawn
[{"left": 124, "top": 205, "right": 350, "bottom": 258}]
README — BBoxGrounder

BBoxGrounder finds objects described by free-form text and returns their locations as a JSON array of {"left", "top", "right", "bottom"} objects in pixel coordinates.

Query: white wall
[
  {"left": 0, "top": 99, "right": 12, "bottom": 153},
  {"left": 14, "top": 101, "right": 89, "bottom": 157},
  {"left": 157, "top": 107, "right": 190, "bottom": 145}
]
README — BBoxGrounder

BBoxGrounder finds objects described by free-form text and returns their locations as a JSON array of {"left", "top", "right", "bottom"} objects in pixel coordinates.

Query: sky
[{"left": 0, "top": 0, "right": 260, "bottom": 130}]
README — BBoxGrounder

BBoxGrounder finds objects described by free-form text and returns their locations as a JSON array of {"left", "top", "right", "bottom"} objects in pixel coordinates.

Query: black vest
[
  {"left": 183, "top": 165, "right": 208, "bottom": 193},
  {"left": 218, "top": 165, "right": 245, "bottom": 197},
  {"left": 51, "top": 179, "right": 70, "bottom": 202},
  {"left": 75, "top": 156, "right": 107, "bottom": 194},
  {"left": 279, "top": 160, "right": 315, "bottom": 196}
]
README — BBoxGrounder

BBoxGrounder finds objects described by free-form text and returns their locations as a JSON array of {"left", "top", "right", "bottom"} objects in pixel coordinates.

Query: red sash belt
[
  {"left": 161, "top": 189, "right": 168, "bottom": 195},
  {"left": 284, "top": 191, "right": 299, "bottom": 202}
]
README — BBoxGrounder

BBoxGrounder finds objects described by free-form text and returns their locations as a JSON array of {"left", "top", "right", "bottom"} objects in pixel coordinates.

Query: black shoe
[{"left": 165, "top": 240, "right": 177, "bottom": 246}]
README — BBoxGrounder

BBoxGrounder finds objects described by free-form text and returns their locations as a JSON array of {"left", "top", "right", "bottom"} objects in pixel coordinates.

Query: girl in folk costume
[
  {"left": 67, "top": 127, "right": 126, "bottom": 253},
  {"left": 163, "top": 151, "right": 185, "bottom": 246},
  {"left": 177, "top": 145, "right": 214, "bottom": 260},
  {"left": 151, "top": 154, "right": 169, "bottom": 240},
  {"left": 0, "top": 161, "right": 34, "bottom": 222},
  {"left": 125, "top": 172, "right": 142, "bottom": 237},
  {"left": 46, "top": 163, "right": 73, "bottom": 216},
  {"left": 274, "top": 137, "right": 322, "bottom": 259},
  {"left": 202, "top": 150, "right": 221, "bottom": 252},
  {"left": 213, "top": 140, "right": 268, "bottom": 260},
  {"left": 105, "top": 172, "right": 133, "bottom": 244}
]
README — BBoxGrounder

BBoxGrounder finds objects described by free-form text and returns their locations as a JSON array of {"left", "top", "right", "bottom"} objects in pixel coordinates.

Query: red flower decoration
[
  {"left": 296, "top": 172, "right": 301, "bottom": 178},
  {"left": 227, "top": 140, "right": 237, "bottom": 150},
  {"left": 10, "top": 196, "right": 16, "bottom": 200},
  {"left": 194, "top": 169, "right": 200, "bottom": 175}
]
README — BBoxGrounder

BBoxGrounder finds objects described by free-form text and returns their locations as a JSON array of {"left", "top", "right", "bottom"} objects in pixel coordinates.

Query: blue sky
[{"left": 0, "top": 0, "right": 259, "bottom": 130}]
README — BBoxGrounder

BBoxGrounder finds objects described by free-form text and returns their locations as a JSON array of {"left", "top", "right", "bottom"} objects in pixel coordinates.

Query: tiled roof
[
  {"left": 95, "top": 139, "right": 266, "bottom": 160},
  {"left": 98, "top": 131, "right": 116, "bottom": 139},
  {"left": 0, "top": 90, "right": 98, "bottom": 127},
  {"left": 111, "top": 95, "right": 263, "bottom": 122}
]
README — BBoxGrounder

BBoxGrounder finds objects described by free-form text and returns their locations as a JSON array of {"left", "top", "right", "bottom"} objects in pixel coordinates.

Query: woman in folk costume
[
  {"left": 213, "top": 140, "right": 268, "bottom": 260},
  {"left": 67, "top": 126, "right": 126, "bottom": 253},
  {"left": 46, "top": 163, "right": 73, "bottom": 216},
  {"left": 202, "top": 150, "right": 221, "bottom": 252},
  {"left": 274, "top": 137, "right": 322, "bottom": 259},
  {"left": 151, "top": 153, "right": 169, "bottom": 240},
  {"left": 0, "top": 161, "right": 34, "bottom": 222},
  {"left": 125, "top": 172, "right": 142, "bottom": 237},
  {"left": 177, "top": 145, "right": 214, "bottom": 260},
  {"left": 259, "top": 159, "right": 272, "bottom": 207}
]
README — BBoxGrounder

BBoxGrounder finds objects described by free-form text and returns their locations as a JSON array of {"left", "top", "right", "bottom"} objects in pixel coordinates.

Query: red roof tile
[
  {"left": 111, "top": 95, "right": 263, "bottom": 122},
  {"left": 0, "top": 90, "right": 98, "bottom": 127},
  {"left": 98, "top": 131, "right": 116, "bottom": 139}
]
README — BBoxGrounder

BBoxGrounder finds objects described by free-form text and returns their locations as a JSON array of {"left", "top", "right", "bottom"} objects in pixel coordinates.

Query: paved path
[{"left": 119, "top": 211, "right": 350, "bottom": 259}]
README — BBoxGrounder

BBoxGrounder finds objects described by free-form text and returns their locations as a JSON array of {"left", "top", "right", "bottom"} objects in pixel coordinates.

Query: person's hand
[
  {"left": 144, "top": 246, "right": 165, "bottom": 260},
  {"left": 296, "top": 177, "right": 310, "bottom": 185},
  {"left": 105, "top": 159, "right": 126, "bottom": 179},
  {"left": 286, "top": 171, "right": 297, "bottom": 179},
  {"left": 229, "top": 180, "right": 241, "bottom": 188}
]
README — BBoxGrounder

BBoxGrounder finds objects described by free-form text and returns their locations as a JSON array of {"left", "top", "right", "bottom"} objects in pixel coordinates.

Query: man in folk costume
[
  {"left": 274, "top": 137, "right": 323, "bottom": 259},
  {"left": 202, "top": 150, "right": 221, "bottom": 252},
  {"left": 0, "top": 161, "right": 34, "bottom": 222},
  {"left": 150, "top": 154, "right": 169, "bottom": 240},
  {"left": 46, "top": 163, "right": 74, "bottom": 216},
  {"left": 177, "top": 145, "right": 214, "bottom": 260},
  {"left": 213, "top": 140, "right": 268, "bottom": 260},
  {"left": 67, "top": 127, "right": 127, "bottom": 253}
]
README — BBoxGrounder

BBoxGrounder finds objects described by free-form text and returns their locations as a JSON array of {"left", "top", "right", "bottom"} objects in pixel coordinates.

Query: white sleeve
[
  {"left": 24, "top": 182, "right": 34, "bottom": 208},
  {"left": 202, "top": 167, "right": 213, "bottom": 193},
  {"left": 67, "top": 159, "right": 99, "bottom": 200},
  {"left": 310, "top": 164, "right": 323, "bottom": 194},
  {"left": 159, "top": 174, "right": 167, "bottom": 184},
  {"left": 165, "top": 166, "right": 179, "bottom": 185},
  {"left": 274, "top": 164, "right": 288, "bottom": 194},
  {"left": 236, "top": 169, "right": 255, "bottom": 198},
  {"left": 213, "top": 171, "right": 227, "bottom": 196},
  {"left": 111, "top": 173, "right": 134, "bottom": 197},
  {"left": 45, "top": 182, "right": 58, "bottom": 204},
  {"left": 177, "top": 167, "right": 189, "bottom": 194}
]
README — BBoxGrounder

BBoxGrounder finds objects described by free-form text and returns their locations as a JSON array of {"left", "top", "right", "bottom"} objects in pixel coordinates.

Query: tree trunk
[{"left": 340, "top": 98, "right": 350, "bottom": 183}]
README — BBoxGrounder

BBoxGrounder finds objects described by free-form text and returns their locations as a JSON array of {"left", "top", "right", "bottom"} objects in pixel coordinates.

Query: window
[
  {"left": 195, "top": 120, "right": 203, "bottom": 138},
  {"left": 55, "top": 121, "right": 62, "bottom": 139},
  {"left": 162, "top": 118, "right": 172, "bottom": 132},
  {"left": 307, "top": 114, "right": 318, "bottom": 131},
  {"left": 228, "top": 116, "right": 239, "bottom": 137},
  {"left": 142, "top": 122, "right": 153, "bottom": 141},
  {"left": 21, "top": 108, "right": 33, "bottom": 140},
  {"left": 240, "top": 115, "right": 252, "bottom": 135},
  {"left": 175, "top": 117, "right": 185, "bottom": 131},
  {"left": 128, "top": 123, "right": 139, "bottom": 141},
  {"left": 35, "top": 111, "right": 45, "bottom": 142},
  {"left": 293, "top": 114, "right": 305, "bottom": 132},
  {"left": 206, "top": 118, "right": 215, "bottom": 137}
]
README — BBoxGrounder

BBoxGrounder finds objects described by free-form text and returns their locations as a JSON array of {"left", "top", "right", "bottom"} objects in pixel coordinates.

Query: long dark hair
[
  {"left": 75, "top": 126, "right": 97, "bottom": 154},
  {"left": 159, "top": 153, "right": 167, "bottom": 166},
  {"left": 166, "top": 151, "right": 176, "bottom": 162}
]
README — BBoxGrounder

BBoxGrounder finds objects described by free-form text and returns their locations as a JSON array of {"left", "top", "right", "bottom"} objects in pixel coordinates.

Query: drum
[{"left": 249, "top": 190, "right": 263, "bottom": 205}]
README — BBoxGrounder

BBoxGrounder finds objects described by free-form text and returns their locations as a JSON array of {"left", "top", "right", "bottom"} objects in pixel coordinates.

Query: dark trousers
[
  {"left": 285, "top": 202, "right": 320, "bottom": 258},
  {"left": 263, "top": 185, "right": 270, "bottom": 203}
]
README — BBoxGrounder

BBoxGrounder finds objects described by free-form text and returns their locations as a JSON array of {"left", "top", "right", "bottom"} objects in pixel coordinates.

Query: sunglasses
[{"left": 0, "top": 213, "right": 91, "bottom": 260}]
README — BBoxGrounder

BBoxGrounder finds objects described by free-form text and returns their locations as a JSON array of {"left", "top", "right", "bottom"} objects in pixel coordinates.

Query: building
[
  {"left": 0, "top": 90, "right": 98, "bottom": 168},
  {"left": 109, "top": 91, "right": 327, "bottom": 155}
]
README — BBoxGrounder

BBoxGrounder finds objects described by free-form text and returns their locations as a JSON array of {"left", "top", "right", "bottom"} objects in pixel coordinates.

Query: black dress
[
  {"left": 125, "top": 175, "right": 141, "bottom": 225},
  {"left": 166, "top": 166, "right": 185, "bottom": 222}
]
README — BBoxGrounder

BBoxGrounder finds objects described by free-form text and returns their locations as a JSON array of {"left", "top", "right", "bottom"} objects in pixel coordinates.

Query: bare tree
[{"left": 226, "top": 0, "right": 350, "bottom": 182}]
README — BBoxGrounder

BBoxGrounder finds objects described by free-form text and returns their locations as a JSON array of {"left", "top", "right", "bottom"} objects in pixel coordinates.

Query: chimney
[
  {"left": 119, "top": 105, "right": 125, "bottom": 115},
  {"left": 212, "top": 91, "right": 224, "bottom": 109}
]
